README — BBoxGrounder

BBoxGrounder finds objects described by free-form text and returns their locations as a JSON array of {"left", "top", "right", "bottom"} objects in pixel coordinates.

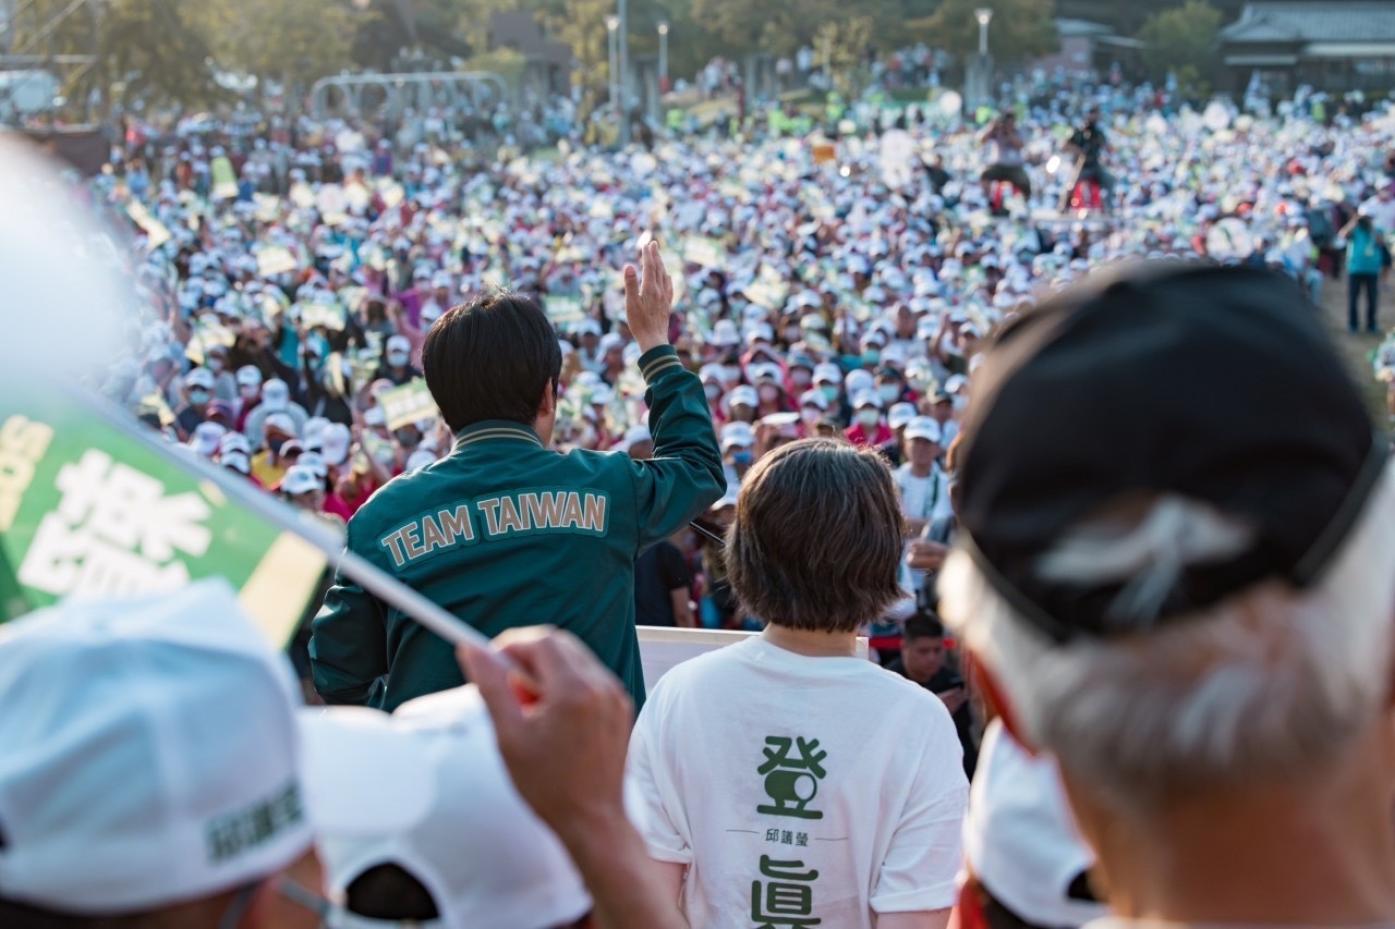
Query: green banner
[{"left": 0, "top": 395, "right": 326, "bottom": 644}]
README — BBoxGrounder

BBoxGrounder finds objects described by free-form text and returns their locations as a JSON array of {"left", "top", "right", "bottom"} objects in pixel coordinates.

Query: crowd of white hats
[{"left": 90, "top": 80, "right": 1395, "bottom": 484}]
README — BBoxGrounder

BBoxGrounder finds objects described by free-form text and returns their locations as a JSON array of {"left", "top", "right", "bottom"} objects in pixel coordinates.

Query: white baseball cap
[
  {"left": 727, "top": 385, "right": 758, "bottom": 409},
  {"left": 185, "top": 367, "right": 216, "bottom": 390},
  {"left": 386, "top": 335, "right": 411, "bottom": 355},
  {"left": 844, "top": 368, "right": 874, "bottom": 396},
  {"left": 904, "top": 416, "right": 942, "bottom": 443},
  {"left": 303, "top": 416, "right": 330, "bottom": 446},
  {"left": 721, "top": 420, "right": 755, "bottom": 450},
  {"left": 618, "top": 424, "right": 652, "bottom": 453},
  {"left": 236, "top": 364, "right": 264, "bottom": 387},
  {"left": 888, "top": 403, "right": 918, "bottom": 431},
  {"left": 320, "top": 422, "right": 352, "bottom": 466},
  {"left": 404, "top": 448, "right": 438, "bottom": 473},
  {"left": 0, "top": 582, "right": 316, "bottom": 913},
  {"left": 709, "top": 319, "right": 740, "bottom": 346},
  {"left": 281, "top": 465, "right": 322, "bottom": 496},
  {"left": 301, "top": 687, "right": 592, "bottom": 929},
  {"left": 261, "top": 378, "right": 291, "bottom": 411},
  {"left": 749, "top": 363, "right": 781, "bottom": 384},
  {"left": 222, "top": 450, "right": 251, "bottom": 474},
  {"left": 217, "top": 429, "right": 251, "bottom": 454},
  {"left": 812, "top": 362, "right": 842, "bottom": 386},
  {"left": 263, "top": 411, "right": 297, "bottom": 438},
  {"left": 301, "top": 449, "right": 333, "bottom": 478},
  {"left": 852, "top": 389, "right": 882, "bottom": 410},
  {"left": 188, "top": 420, "right": 226, "bottom": 457},
  {"left": 799, "top": 389, "right": 829, "bottom": 411}
]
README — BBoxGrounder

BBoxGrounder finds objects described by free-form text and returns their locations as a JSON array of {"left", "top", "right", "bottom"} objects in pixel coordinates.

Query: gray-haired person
[{"left": 938, "top": 264, "right": 1395, "bottom": 929}]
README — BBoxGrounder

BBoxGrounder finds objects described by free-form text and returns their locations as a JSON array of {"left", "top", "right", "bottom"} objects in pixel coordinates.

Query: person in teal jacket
[
  {"left": 1344, "top": 212, "right": 1384, "bottom": 333},
  {"left": 310, "top": 243, "right": 725, "bottom": 711}
]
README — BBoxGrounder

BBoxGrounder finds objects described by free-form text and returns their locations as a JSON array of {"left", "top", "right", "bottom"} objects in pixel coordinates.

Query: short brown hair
[{"left": 726, "top": 439, "right": 905, "bottom": 632}]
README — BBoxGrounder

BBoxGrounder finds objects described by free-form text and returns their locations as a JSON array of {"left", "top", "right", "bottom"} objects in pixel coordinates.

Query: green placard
[
  {"left": 0, "top": 394, "right": 327, "bottom": 644},
  {"left": 379, "top": 378, "right": 440, "bottom": 431},
  {"left": 545, "top": 294, "right": 585, "bottom": 325}
]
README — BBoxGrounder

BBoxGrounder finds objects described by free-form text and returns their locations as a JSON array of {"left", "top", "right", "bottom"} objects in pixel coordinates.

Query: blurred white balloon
[{"left": 0, "top": 138, "right": 136, "bottom": 383}]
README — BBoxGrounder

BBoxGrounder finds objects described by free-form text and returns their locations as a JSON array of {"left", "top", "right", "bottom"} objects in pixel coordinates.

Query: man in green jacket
[{"left": 310, "top": 243, "right": 725, "bottom": 711}]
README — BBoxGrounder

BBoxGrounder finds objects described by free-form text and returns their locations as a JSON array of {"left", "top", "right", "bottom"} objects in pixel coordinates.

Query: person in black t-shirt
[
  {"left": 634, "top": 537, "right": 694, "bottom": 627},
  {"left": 888, "top": 613, "right": 977, "bottom": 776}
]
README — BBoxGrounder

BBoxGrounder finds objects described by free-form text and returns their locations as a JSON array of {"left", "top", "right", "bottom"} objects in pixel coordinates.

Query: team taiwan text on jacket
[{"left": 309, "top": 345, "right": 725, "bottom": 712}]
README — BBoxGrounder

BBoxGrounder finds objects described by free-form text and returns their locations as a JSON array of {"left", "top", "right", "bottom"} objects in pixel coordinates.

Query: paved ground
[{"left": 1318, "top": 273, "right": 1389, "bottom": 420}]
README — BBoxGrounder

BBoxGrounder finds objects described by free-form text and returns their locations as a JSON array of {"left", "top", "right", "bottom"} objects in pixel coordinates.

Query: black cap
[{"left": 958, "top": 263, "right": 1384, "bottom": 643}]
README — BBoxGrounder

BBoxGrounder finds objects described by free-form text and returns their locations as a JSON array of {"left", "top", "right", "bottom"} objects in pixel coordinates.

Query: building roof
[
  {"left": 1221, "top": 2, "right": 1395, "bottom": 44},
  {"left": 1055, "top": 17, "right": 1115, "bottom": 38}
]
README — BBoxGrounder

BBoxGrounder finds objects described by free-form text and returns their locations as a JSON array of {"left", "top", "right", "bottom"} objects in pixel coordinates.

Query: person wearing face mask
[
  {"left": 252, "top": 414, "right": 302, "bottom": 488},
  {"left": 798, "top": 389, "right": 830, "bottom": 436},
  {"left": 204, "top": 344, "right": 238, "bottom": 403},
  {"left": 234, "top": 364, "right": 265, "bottom": 432},
  {"left": 699, "top": 365, "right": 725, "bottom": 411},
  {"left": 724, "top": 384, "right": 759, "bottom": 425},
  {"left": 812, "top": 362, "right": 843, "bottom": 412},
  {"left": 845, "top": 390, "right": 893, "bottom": 448},
  {"left": 721, "top": 421, "right": 756, "bottom": 488},
  {"left": 785, "top": 354, "right": 816, "bottom": 395},
  {"left": 882, "top": 402, "right": 918, "bottom": 467},
  {"left": 175, "top": 367, "right": 217, "bottom": 440},
  {"left": 876, "top": 366, "right": 915, "bottom": 408},
  {"left": 751, "top": 367, "right": 792, "bottom": 418},
  {"left": 245, "top": 377, "right": 310, "bottom": 444},
  {"left": 375, "top": 334, "right": 422, "bottom": 386},
  {"left": 924, "top": 388, "right": 959, "bottom": 450},
  {"left": 597, "top": 333, "right": 627, "bottom": 386}
]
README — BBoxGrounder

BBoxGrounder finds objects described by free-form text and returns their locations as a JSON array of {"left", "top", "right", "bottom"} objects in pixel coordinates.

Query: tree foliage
[
  {"left": 12, "top": 0, "right": 223, "bottom": 108},
  {"left": 1137, "top": 0, "right": 1222, "bottom": 94},
  {"left": 814, "top": 15, "right": 876, "bottom": 98},
  {"left": 916, "top": 0, "right": 1057, "bottom": 64},
  {"left": 196, "top": 0, "right": 356, "bottom": 97}
]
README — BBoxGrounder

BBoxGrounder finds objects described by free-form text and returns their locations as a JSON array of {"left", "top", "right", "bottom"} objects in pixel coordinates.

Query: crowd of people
[
  {"left": 92, "top": 77, "right": 1395, "bottom": 651},
  {"left": 7, "top": 63, "right": 1395, "bottom": 929},
  {"left": 6, "top": 252, "right": 1392, "bottom": 929}
]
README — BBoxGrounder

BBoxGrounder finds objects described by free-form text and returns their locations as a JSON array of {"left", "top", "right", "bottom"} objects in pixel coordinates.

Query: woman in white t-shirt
[{"left": 627, "top": 439, "right": 968, "bottom": 929}]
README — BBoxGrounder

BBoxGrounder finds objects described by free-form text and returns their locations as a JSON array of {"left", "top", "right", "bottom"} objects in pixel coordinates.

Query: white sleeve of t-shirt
[
  {"left": 626, "top": 698, "right": 694, "bottom": 865},
  {"left": 869, "top": 730, "right": 969, "bottom": 913}
]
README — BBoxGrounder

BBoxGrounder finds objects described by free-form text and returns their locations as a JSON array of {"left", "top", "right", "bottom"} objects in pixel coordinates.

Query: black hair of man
[
  {"left": 903, "top": 612, "right": 945, "bottom": 642},
  {"left": 345, "top": 863, "right": 440, "bottom": 922},
  {"left": 423, "top": 293, "right": 563, "bottom": 432}
]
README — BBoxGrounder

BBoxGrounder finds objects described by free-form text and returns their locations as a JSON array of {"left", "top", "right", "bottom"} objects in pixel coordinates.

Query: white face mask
[
  {"left": 387, "top": 351, "right": 410, "bottom": 367},
  {"left": 758, "top": 385, "right": 780, "bottom": 403},
  {"left": 878, "top": 384, "right": 901, "bottom": 404},
  {"left": 801, "top": 407, "right": 822, "bottom": 424},
  {"left": 240, "top": 383, "right": 259, "bottom": 399},
  {"left": 857, "top": 409, "right": 880, "bottom": 427},
  {"left": 790, "top": 370, "right": 812, "bottom": 388},
  {"left": 207, "top": 357, "right": 225, "bottom": 373},
  {"left": 188, "top": 388, "right": 210, "bottom": 405}
]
